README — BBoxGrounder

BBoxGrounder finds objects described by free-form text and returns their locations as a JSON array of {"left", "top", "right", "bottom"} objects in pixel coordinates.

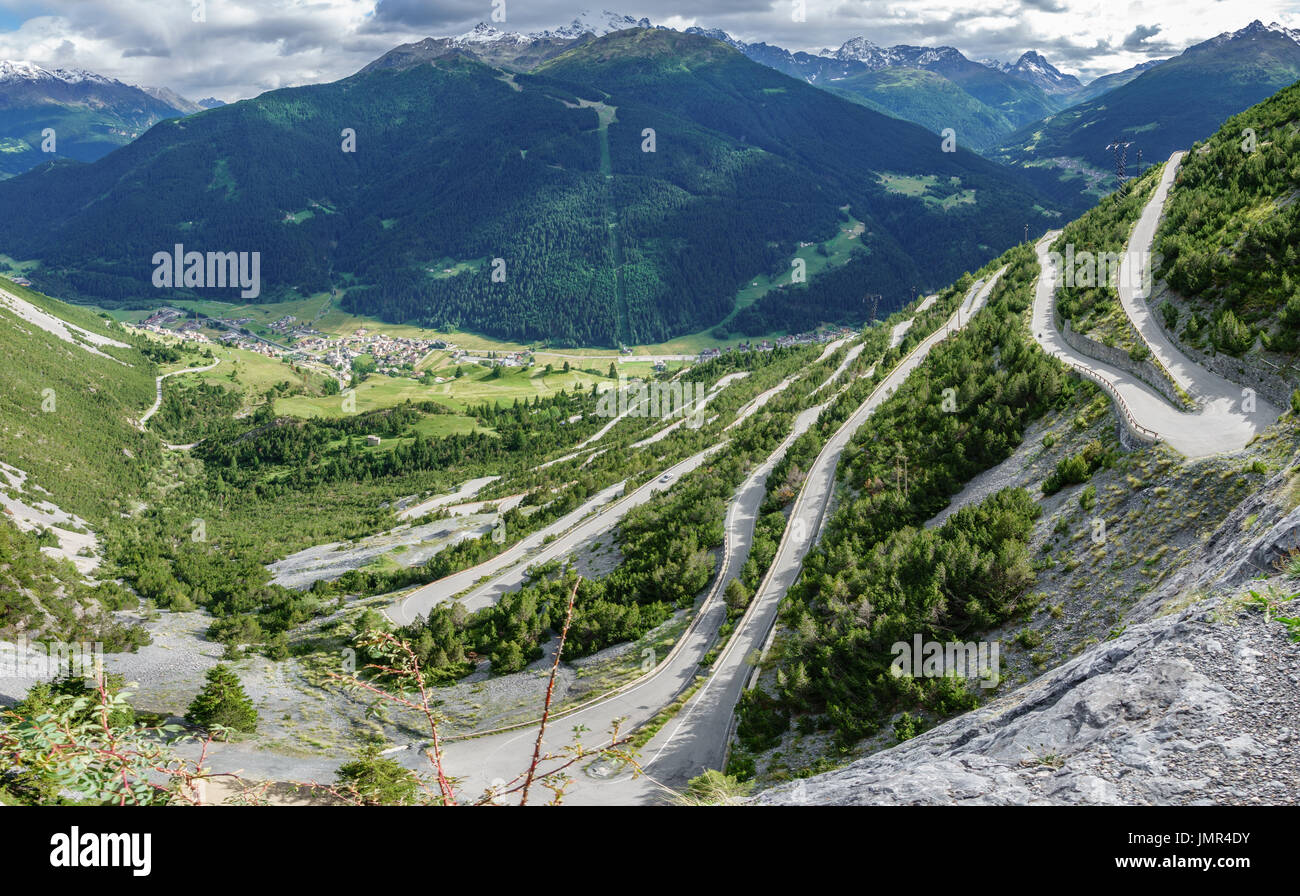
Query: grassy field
[
  {"left": 0, "top": 255, "right": 39, "bottom": 275},
  {"left": 101, "top": 293, "right": 732, "bottom": 358},
  {"left": 713, "top": 212, "right": 868, "bottom": 331},
  {"left": 195, "top": 345, "right": 325, "bottom": 400},
  {"left": 273, "top": 359, "right": 613, "bottom": 421},
  {"left": 133, "top": 322, "right": 680, "bottom": 425},
  {"left": 0, "top": 281, "right": 158, "bottom": 522},
  {"left": 878, "top": 173, "right": 976, "bottom": 210},
  {"left": 429, "top": 365, "right": 610, "bottom": 411},
  {"left": 147, "top": 294, "right": 539, "bottom": 352}
]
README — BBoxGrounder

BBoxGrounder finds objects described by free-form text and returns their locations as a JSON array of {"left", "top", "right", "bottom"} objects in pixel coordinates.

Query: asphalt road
[
  {"left": 139, "top": 359, "right": 221, "bottom": 426},
  {"left": 811, "top": 343, "right": 865, "bottom": 395},
  {"left": 183, "top": 397, "right": 825, "bottom": 802},
  {"left": 396, "top": 476, "right": 500, "bottom": 521},
  {"left": 391, "top": 371, "right": 765, "bottom": 623},
  {"left": 606, "top": 272, "right": 1002, "bottom": 800},
  {"left": 188, "top": 278, "right": 1004, "bottom": 802},
  {"left": 428, "top": 273, "right": 1000, "bottom": 805},
  {"left": 431, "top": 401, "right": 829, "bottom": 804},
  {"left": 385, "top": 480, "right": 628, "bottom": 625},
  {"left": 1031, "top": 161, "right": 1281, "bottom": 457}
]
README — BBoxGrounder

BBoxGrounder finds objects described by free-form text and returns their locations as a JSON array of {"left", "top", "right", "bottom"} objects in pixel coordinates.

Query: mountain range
[
  {"left": 363, "top": 11, "right": 655, "bottom": 73},
  {"left": 364, "top": 10, "right": 1118, "bottom": 148},
  {"left": 990, "top": 21, "right": 1300, "bottom": 190},
  {"left": 394, "top": 11, "right": 1297, "bottom": 165},
  {"left": 982, "top": 51, "right": 1083, "bottom": 95},
  {"left": 0, "top": 28, "right": 1058, "bottom": 346},
  {"left": 0, "top": 12, "right": 1297, "bottom": 346},
  {"left": 0, "top": 60, "right": 202, "bottom": 177},
  {"left": 712, "top": 32, "right": 1064, "bottom": 144}
]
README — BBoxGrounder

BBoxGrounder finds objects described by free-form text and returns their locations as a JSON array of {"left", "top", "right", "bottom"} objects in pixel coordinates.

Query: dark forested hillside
[
  {"left": 0, "top": 29, "right": 1056, "bottom": 346},
  {"left": 740, "top": 244, "right": 1071, "bottom": 748},
  {"left": 827, "top": 68, "right": 1015, "bottom": 150}
]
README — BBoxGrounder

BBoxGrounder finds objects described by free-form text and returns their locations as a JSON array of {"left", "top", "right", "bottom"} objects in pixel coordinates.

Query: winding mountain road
[
  {"left": 1031, "top": 155, "right": 1280, "bottom": 457},
  {"left": 139, "top": 359, "right": 221, "bottom": 427},
  {"left": 436, "top": 401, "right": 828, "bottom": 804},
  {"left": 385, "top": 480, "right": 626, "bottom": 625},
  {"left": 430, "top": 273, "right": 1001, "bottom": 804},
  {"left": 190, "top": 277, "right": 1005, "bottom": 802},
  {"left": 613, "top": 272, "right": 1002, "bottom": 799}
]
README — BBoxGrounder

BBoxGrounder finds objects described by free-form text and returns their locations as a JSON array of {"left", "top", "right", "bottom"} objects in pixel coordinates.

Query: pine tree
[
  {"left": 186, "top": 664, "right": 258, "bottom": 735},
  {"left": 335, "top": 744, "right": 420, "bottom": 805}
]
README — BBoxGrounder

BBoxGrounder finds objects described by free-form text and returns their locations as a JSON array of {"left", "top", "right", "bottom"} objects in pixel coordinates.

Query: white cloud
[{"left": 0, "top": 0, "right": 1296, "bottom": 98}]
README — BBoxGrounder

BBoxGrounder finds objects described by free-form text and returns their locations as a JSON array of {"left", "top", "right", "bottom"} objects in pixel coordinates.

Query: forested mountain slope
[
  {"left": 0, "top": 280, "right": 160, "bottom": 644},
  {"left": 0, "top": 281, "right": 158, "bottom": 520},
  {"left": 0, "top": 30, "right": 1057, "bottom": 347},
  {"left": 1154, "top": 79, "right": 1300, "bottom": 398},
  {"left": 991, "top": 22, "right": 1300, "bottom": 196},
  {"left": 826, "top": 68, "right": 1015, "bottom": 151}
]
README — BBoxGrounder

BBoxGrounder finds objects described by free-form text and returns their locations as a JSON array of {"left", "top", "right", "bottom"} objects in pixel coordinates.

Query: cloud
[
  {"left": 0, "top": 1, "right": 1292, "bottom": 99},
  {"left": 0, "top": 0, "right": 411, "bottom": 100},
  {"left": 368, "top": 0, "right": 485, "bottom": 31},
  {"left": 1122, "top": 24, "right": 1162, "bottom": 50}
]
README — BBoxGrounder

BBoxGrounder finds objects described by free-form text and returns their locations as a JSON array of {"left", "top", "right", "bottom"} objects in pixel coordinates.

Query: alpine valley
[{"left": 0, "top": 6, "right": 1298, "bottom": 817}]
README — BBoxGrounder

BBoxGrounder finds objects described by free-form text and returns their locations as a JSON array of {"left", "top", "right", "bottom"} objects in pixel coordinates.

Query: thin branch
[{"left": 520, "top": 576, "right": 581, "bottom": 806}]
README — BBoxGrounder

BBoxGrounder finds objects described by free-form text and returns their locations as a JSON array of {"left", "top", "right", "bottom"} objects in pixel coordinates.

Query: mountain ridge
[
  {"left": 0, "top": 28, "right": 1059, "bottom": 346},
  {"left": 990, "top": 19, "right": 1300, "bottom": 194},
  {"left": 0, "top": 58, "right": 203, "bottom": 177}
]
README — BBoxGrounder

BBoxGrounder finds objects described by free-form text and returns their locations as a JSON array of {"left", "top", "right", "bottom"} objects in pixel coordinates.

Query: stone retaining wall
[{"left": 1058, "top": 316, "right": 1185, "bottom": 407}]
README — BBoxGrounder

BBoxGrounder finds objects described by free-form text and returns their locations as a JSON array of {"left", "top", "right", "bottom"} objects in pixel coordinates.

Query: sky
[{"left": 0, "top": 0, "right": 1297, "bottom": 101}]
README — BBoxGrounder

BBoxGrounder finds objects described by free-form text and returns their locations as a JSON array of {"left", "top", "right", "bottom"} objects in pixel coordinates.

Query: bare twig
[{"left": 520, "top": 575, "right": 581, "bottom": 806}]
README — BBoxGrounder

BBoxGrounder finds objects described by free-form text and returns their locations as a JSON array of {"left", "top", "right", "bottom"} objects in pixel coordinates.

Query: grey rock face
[{"left": 754, "top": 479, "right": 1300, "bottom": 806}]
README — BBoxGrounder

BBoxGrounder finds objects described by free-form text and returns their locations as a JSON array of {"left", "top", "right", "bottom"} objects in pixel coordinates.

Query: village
[{"left": 132, "top": 305, "right": 859, "bottom": 383}]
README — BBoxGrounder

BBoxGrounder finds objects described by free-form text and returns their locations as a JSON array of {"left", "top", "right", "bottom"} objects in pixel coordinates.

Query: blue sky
[
  {"left": 0, "top": 8, "right": 26, "bottom": 30},
  {"left": 0, "top": 1, "right": 1296, "bottom": 101}
]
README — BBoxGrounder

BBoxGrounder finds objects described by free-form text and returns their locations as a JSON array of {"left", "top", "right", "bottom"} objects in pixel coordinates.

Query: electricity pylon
[{"left": 1107, "top": 140, "right": 1133, "bottom": 185}]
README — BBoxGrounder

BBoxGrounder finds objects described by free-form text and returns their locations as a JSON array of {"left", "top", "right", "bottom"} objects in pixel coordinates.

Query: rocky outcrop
[{"left": 753, "top": 474, "right": 1300, "bottom": 806}]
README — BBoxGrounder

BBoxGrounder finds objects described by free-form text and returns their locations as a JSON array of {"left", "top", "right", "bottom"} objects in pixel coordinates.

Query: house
[{"left": 366, "top": 435, "right": 381, "bottom": 447}]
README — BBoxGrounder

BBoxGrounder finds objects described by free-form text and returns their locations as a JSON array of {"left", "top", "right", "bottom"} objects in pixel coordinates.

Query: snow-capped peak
[
  {"left": 540, "top": 9, "right": 651, "bottom": 40},
  {"left": 0, "top": 59, "right": 116, "bottom": 85},
  {"left": 1016, "top": 50, "right": 1075, "bottom": 82},
  {"left": 977, "top": 49, "right": 1080, "bottom": 91},
  {"left": 1016, "top": 50, "right": 1052, "bottom": 72},
  {"left": 452, "top": 9, "right": 650, "bottom": 46},
  {"left": 1203, "top": 19, "right": 1300, "bottom": 49},
  {"left": 1264, "top": 20, "right": 1300, "bottom": 44},
  {"left": 830, "top": 36, "right": 884, "bottom": 64},
  {"left": 820, "top": 38, "right": 966, "bottom": 70},
  {"left": 451, "top": 22, "right": 530, "bottom": 46},
  {"left": 684, "top": 27, "right": 744, "bottom": 49}
]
